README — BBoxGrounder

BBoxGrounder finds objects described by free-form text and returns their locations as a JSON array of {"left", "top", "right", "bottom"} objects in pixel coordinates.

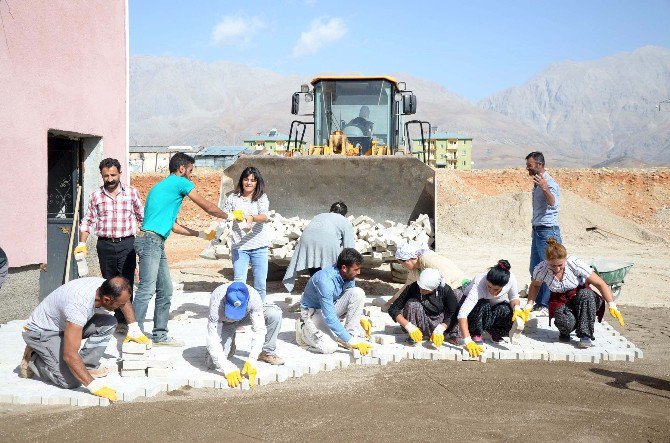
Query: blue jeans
[
  {"left": 133, "top": 231, "right": 173, "bottom": 341},
  {"left": 530, "top": 225, "right": 562, "bottom": 307},
  {"left": 232, "top": 247, "right": 268, "bottom": 301}
]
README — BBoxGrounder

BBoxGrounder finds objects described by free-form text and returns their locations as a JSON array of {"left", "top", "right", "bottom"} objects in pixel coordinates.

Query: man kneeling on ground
[
  {"left": 295, "top": 248, "right": 373, "bottom": 356},
  {"left": 205, "top": 281, "right": 285, "bottom": 388},
  {"left": 20, "top": 276, "right": 149, "bottom": 402}
]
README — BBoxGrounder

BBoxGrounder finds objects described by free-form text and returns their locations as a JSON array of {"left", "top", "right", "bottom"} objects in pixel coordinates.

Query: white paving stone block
[
  {"left": 373, "top": 334, "right": 396, "bottom": 345},
  {"left": 122, "top": 341, "right": 148, "bottom": 354},
  {"left": 257, "top": 373, "right": 277, "bottom": 386},
  {"left": 384, "top": 325, "right": 404, "bottom": 334},
  {"left": 13, "top": 394, "right": 41, "bottom": 405},
  {"left": 121, "top": 369, "right": 146, "bottom": 378},
  {"left": 308, "top": 362, "right": 321, "bottom": 374},
  {"left": 122, "top": 352, "right": 148, "bottom": 361},
  {"left": 166, "top": 379, "right": 188, "bottom": 391},
  {"left": 340, "top": 359, "right": 351, "bottom": 369},
  {"left": 276, "top": 368, "right": 290, "bottom": 382},
  {"left": 122, "top": 360, "right": 148, "bottom": 370},
  {"left": 323, "top": 361, "right": 337, "bottom": 372},
  {"left": 122, "top": 388, "right": 144, "bottom": 402},
  {"left": 607, "top": 352, "right": 634, "bottom": 362},
  {"left": 146, "top": 358, "right": 174, "bottom": 369},
  {"left": 144, "top": 384, "right": 165, "bottom": 397}
]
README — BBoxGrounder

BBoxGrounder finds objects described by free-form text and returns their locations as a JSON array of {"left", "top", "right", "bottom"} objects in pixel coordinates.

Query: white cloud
[
  {"left": 211, "top": 14, "right": 265, "bottom": 47},
  {"left": 292, "top": 17, "right": 347, "bottom": 57}
]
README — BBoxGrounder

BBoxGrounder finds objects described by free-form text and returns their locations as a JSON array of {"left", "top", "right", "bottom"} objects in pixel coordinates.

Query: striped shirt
[
  {"left": 26, "top": 277, "right": 105, "bottom": 331},
  {"left": 458, "top": 272, "right": 520, "bottom": 319},
  {"left": 532, "top": 256, "right": 592, "bottom": 293},
  {"left": 222, "top": 193, "right": 270, "bottom": 250},
  {"left": 80, "top": 184, "right": 144, "bottom": 238}
]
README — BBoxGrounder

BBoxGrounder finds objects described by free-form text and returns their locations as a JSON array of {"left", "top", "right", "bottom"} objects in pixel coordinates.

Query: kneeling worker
[
  {"left": 206, "top": 281, "right": 285, "bottom": 388},
  {"left": 296, "top": 248, "right": 373, "bottom": 355},
  {"left": 20, "top": 276, "right": 149, "bottom": 402}
]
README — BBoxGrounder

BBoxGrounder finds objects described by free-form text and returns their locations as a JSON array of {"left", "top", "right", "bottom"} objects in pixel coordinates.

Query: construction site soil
[{"left": 2, "top": 167, "right": 668, "bottom": 441}]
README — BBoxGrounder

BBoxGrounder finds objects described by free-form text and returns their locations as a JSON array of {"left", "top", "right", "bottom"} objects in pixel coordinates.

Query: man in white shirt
[
  {"left": 205, "top": 282, "right": 285, "bottom": 388},
  {"left": 20, "top": 276, "right": 150, "bottom": 402}
]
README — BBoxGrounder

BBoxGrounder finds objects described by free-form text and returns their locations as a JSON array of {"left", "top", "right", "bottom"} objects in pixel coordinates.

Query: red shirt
[{"left": 80, "top": 184, "right": 144, "bottom": 239}]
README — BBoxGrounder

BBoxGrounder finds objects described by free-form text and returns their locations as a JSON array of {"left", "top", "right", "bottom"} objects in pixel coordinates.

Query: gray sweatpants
[
  {"left": 298, "top": 287, "right": 365, "bottom": 354},
  {"left": 0, "top": 261, "right": 8, "bottom": 290},
  {"left": 22, "top": 313, "right": 117, "bottom": 389}
]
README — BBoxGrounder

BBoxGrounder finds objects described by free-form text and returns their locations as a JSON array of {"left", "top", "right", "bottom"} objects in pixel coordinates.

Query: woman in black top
[{"left": 387, "top": 268, "right": 456, "bottom": 347}]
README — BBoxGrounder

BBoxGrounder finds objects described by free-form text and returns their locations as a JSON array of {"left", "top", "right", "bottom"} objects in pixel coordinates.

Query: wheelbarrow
[{"left": 585, "top": 259, "right": 634, "bottom": 301}]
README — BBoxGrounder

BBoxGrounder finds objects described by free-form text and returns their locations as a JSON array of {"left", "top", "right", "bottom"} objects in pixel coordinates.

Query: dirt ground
[{"left": 1, "top": 167, "right": 669, "bottom": 441}]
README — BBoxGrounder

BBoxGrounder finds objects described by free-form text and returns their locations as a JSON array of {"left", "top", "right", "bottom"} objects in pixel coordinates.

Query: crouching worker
[
  {"left": 295, "top": 248, "right": 373, "bottom": 356},
  {"left": 205, "top": 282, "right": 285, "bottom": 388},
  {"left": 387, "top": 268, "right": 456, "bottom": 348},
  {"left": 20, "top": 277, "right": 148, "bottom": 402},
  {"left": 456, "top": 260, "right": 523, "bottom": 357},
  {"left": 524, "top": 238, "right": 624, "bottom": 348}
]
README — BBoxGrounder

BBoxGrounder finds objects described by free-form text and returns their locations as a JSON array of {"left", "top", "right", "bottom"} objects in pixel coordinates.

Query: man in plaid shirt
[{"left": 76, "top": 158, "right": 144, "bottom": 333}]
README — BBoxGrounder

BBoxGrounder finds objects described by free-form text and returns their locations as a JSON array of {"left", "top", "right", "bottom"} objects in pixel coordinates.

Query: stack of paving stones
[
  {"left": 0, "top": 293, "right": 642, "bottom": 407},
  {"left": 120, "top": 341, "right": 174, "bottom": 377},
  {"left": 199, "top": 212, "right": 435, "bottom": 266}
]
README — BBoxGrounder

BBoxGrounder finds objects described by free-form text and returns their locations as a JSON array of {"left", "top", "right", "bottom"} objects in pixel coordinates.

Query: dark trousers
[
  {"left": 467, "top": 299, "right": 513, "bottom": 337},
  {"left": 97, "top": 236, "right": 136, "bottom": 324},
  {"left": 553, "top": 289, "right": 601, "bottom": 340}
]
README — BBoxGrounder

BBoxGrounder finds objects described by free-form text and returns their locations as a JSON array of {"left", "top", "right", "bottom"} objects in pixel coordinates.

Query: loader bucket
[{"left": 219, "top": 156, "right": 435, "bottom": 228}]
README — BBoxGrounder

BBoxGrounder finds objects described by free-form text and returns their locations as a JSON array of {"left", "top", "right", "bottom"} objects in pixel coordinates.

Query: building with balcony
[
  {"left": 412, "top": 132, "right": 472, "bottom": 170},
  {"left": 243, "top": 129, "right": 306, "bottom": 155}
]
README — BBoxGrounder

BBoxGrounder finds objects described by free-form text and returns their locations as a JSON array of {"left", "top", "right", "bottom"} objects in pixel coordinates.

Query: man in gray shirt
[
  {"left": 205, "top": 281, "right": 284, "bottom": 388},
  {"left": 21, "top": 276, "right": 149, "bottom": 402},
  {"left": 526, "top": 151, "right": 562, "bottom": 315},
  {"left": 283, "top": 202, "right": 355, "bottom": 292}
]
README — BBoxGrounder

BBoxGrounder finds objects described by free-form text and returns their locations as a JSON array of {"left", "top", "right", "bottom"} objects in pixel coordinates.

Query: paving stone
[
  {"left": 241, "top": 379, "right": 251, "bottom": 391},
  {"left": 122, "top": 388, "right": 145, "bottom": 401},
  {"left": 75, "top": 396, "right": 100, "bottom": 407},
  {"left": 166, "top": 379, "right": 188, "bottom": 391},
  {"left": 384, "top": 324, "right": 404, "bottom": 334},
  {"left": 257, "top": 373, "right": 277, "bottom": 386},
  {"left": 323, "top": 361, "right": 337, "bottom": 372},
  {"left": 42, "top": 394, "right": 72, "bottom": 406},
  {"left": 0, "top": 393, "right": 13, "bottom": 403},
  {"left": 121, "top": 369, "right": 146, "bottom": 377},
  {"left": 607, "top": 352, "right": 634, "bottom": 362},
  {"left": 13, "top": 394, "right": 41, "bottom": 405},
  {"left": 122, "top": 341, "right": 148, "bottom": 354},
  {"left": 144, "top": 384, "right": 165, "bottom": 397},
  {"left": 123, "top": 353, "right": 148, "bottom": 361},
  {"left": 633, "top": 348, "right": 644, "bottom": 358},
  {"left": 573, "top": 353, "right": 601, "bottom": 363},
  {"left": 122, "top": 360, "right": 149, "bottom": 370},
  {"left": 146, "top": 358, "right": 174, "bottom": 369},
  {"left": 378, "top": 355, "right": 390, "bottom": 365},
  {"left": 147, "top": 367, "right": 173, "bottom": 377},
  {"left": 276, "top": 368, "right": 291, "bottom": 382}
]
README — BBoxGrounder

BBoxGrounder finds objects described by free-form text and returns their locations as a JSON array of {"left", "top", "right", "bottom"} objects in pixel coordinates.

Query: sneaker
[
  {"left": 258, "top": 351, "right": 285, "bottom": 366},
  {"left": 490, "top": 333, "right": 504, "bottom": 343},
  {"left": 558, "top": 333, "right": 571, "bottom": 343},
  {"left": 153, "top": 336, "right": 185, "bottom": 347},
  {"left": 19, "top": 345, "right": 34, "bottom": 379},
  {"left": 577, "top": 337, "right": 593, "bottom": 348},
  {"left": 532, "top": 305, "right": 549, "bottom": 317},
  {"left": 472, "top": 335, "right": 484, "bottom": 345},
  {"left": 115, "top": 323, "right": 129, "bottom": 335},
  {"left": 88, "top": 366, "right": 109, "bottom": 378}
]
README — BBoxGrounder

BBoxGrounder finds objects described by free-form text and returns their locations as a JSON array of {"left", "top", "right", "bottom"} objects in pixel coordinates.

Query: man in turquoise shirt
[{"left": 133, "top": 152, "right": 229, "bottom": 346}]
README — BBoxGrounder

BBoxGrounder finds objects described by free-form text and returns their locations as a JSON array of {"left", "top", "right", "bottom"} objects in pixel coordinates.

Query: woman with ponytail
[
  {"left": 455, "top": 260, "right": 521, "bottom": 357},
  {"left": 525, "top": 238, "right": 625, "bottom": 348}
]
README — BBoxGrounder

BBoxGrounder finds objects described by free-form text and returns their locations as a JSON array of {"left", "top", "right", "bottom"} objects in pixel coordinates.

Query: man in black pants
[{"left": 75, "top": 158, "right": 144, "bottom": 334}]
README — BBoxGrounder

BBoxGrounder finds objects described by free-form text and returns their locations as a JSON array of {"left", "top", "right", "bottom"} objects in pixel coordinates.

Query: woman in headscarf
[
  {"left": 382, "top": 243, "right": 468, "bottom": 312},
  {"left": 524, "top": 238, "right": 625, "bottom": 348},
  {"left": 387, "top": 268, "right": 456, "bottom": 348}
]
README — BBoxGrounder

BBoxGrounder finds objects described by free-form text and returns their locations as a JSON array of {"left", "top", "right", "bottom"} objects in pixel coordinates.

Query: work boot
[
  {"left": 258, "top": 352, "right": 285, "bottom": 366},
  {"left": 19, "top": 345, "right": 34, "bottom": 379},
  {"left": 89, "top": 366, "right": 109, "bottom": 378}
]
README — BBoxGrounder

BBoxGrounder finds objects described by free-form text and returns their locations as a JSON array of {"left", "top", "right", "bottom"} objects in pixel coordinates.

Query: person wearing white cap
[
  {"left": 387, "top": 268, "right": 457, "bottom": 348},
  {"left": 383, "top": 243, "right": 468, "bottom": 314},
  {"left": 205, "top": 281, "right": 285, "bottom": 388},
  {"left": 456, "top": 260, "right": 524, "bottom": 358}
]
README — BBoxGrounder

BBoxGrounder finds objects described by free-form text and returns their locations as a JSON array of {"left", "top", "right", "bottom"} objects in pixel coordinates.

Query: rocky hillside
[{"left": 480, "top": 46, "right": 670, "bottom": 166}]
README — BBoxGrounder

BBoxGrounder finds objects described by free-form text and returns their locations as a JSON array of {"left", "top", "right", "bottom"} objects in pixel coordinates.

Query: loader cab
[{"left": 292, "top": 76, "right": 417, "bottom": 155}]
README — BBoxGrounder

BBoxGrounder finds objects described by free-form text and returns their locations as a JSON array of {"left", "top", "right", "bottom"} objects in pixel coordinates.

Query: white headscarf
[
  {"left": 395, "top": 242, "right": 430, "bottom": 261},
  {"left": 417, "top": 268, "right": 444, "bottom": 291}
]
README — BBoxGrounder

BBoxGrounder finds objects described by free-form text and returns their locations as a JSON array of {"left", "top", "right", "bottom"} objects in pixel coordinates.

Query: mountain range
[{"left": 130, "top": 46, "right": 670, "bottom": 168}]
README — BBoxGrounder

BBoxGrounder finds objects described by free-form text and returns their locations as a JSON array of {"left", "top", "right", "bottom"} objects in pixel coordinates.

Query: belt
[
  {"left": 138, "top": 229, "right": 165, "bottom": 239},
  {"left": 98, "top": 235, "right": 134, "bottom": 243},
  {"left": 532, "top": 225, "right": 558, "bottom": 230}
]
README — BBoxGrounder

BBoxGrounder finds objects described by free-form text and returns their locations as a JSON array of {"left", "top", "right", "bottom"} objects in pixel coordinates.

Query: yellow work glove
[
  {"left": 360, "top": 318, "right": 372, "bottom": 338},
  {"left": 462, "top": 337, "right": 485, "bottom": 358},
  {"left": 347, "top": 337, "right": 373, "bottom": 356},
  {"left": 226, "top": 369, "right": 243, "bottom": 388},
  {"left": 608, "top": 302, "right": 625, "bottom": 327},
  {"left": 87, "top": 379, "right": 117, "bottom": 402},
  {"left": 522, "top": 303, "right": 534, "bottom": 320},
  {"left": 512, "top": 306, "right": 528, "bottom": 324},
  {"left": 404, "top": 322, "right": 423, "bottom": 343},
  {"left": 198, "top": 230, "right": 217, "bottom": 241},
  {"left": 241, "top": 361, "right": 257, "bottom": 388},
  {"left": 74, "top": 242, "right": 87, "bottom": 257},
  {"left": 232, "top": 209, "right": 245, "bottom": 222},
  {"left": 430, "top": 324, "right": 446, "bottom": 348},
  {"left": 123, "top": 322, "right": 152, "bottom": 346}
]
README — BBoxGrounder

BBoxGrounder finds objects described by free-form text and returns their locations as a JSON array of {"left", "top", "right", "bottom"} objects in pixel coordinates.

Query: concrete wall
[{"left": 0, "top": 0, "right": 128, "bottom": 268}]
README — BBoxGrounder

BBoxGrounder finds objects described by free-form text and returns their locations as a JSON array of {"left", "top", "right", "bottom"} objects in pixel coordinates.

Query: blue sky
[{"left": 130, "top": 0, "right": 670, "bottom": 100}]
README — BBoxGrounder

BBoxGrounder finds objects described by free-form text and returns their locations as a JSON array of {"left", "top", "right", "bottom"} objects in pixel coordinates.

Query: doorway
[{"left": 39, "top": 134, "right": 82, "bottom": 299}]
